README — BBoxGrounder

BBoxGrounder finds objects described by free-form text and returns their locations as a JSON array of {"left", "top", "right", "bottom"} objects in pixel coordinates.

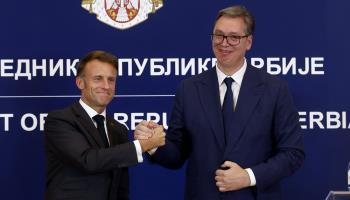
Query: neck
[
  {"left": 94, "top": 107, "right": 104, "bottom": 114},
  {"left": 218, "top": 59, "right": 244, "bottom": 76},
  {"left": 81, "top": 98, "right": 105, "bottom": 114}
]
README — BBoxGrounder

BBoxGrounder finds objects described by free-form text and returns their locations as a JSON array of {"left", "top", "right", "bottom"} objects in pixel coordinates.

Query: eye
[
  {"left": 93, "top": 76, "right": 102, "bottom": 81},
  {"left": 108, "top": 77, "right": 116, "bottom": 82},
  {"left": 228, "top": 35, "right": 240, "bottom": 40}
]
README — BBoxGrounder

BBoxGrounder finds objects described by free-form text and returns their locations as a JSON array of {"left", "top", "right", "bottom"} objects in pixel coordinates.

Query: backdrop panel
[{"left": 0, "top": 0, "right": 349, "bottom": 199}]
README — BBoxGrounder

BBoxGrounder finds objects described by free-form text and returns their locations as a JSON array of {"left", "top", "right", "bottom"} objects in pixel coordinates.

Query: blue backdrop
[{"left": 0, "top": 0, "right": 349, "bottom": 199}]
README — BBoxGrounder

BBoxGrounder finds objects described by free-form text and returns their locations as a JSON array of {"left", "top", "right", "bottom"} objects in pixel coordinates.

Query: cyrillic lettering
[
  {"left": 198, "top": 58, "right": 210, "bottom": 74},
  {"left": 134, "top": 58, "right": 148, "bottom": 76},
  {"left": 49, "top": 59, "right": 65, "bottom": 76},
  {"left": 250, "top": 57, "right": 264, "bottom": 69},
  {"left": 150, "top": 58, "right": 165, "bottom": 76},
  {"left": 32, "top": 59, "right": 47, "bottom": 77},
  {"left": 266, "top": 57, "right": 281, "bottom": 75},
  {"left": 167, "top": 58, "right": 179, "bottom": 75},
  {"left": 66, "top": 59, "right": 79, "bottom": 76},
  {"left": 181, "top": 58, "right": 196, "bottom": 75},
  {"left": 282, "top": 57, "right": 297, "bottom": 75},
  {"left": 0, "top": 59, "right": 14, "bottom": 77},
  {"left": 118, "top": 58, "right": 132, "bottom": 76},
  {"left": 15, "top": 59, "right": 32, "bottom": 80}
]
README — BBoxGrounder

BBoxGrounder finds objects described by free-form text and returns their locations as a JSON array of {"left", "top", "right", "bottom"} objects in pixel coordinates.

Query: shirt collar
[
  {"left": 216, "top": 58, "right": 247, "bottom": 87},
  {"left": 79, "top": 99, "right": 106, "bottom": 120}
]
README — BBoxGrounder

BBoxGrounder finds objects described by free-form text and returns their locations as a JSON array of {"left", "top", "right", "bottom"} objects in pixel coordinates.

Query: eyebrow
[
  {"left": 92, "top": 74, "right": 116, "bottom": 79},
  {"left": 214, "top": 30, "right": 241, "bottom": 35}
]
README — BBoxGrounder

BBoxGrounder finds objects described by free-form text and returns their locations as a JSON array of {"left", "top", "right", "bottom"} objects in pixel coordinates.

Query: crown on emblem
[{"left": 82, "top": 0, "right": 96, "bottom": 13}]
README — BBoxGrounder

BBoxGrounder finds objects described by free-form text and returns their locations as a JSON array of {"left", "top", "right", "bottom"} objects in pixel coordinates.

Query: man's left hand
[{"left": 215, "top": 161, "right": 251, "bottom": 192}]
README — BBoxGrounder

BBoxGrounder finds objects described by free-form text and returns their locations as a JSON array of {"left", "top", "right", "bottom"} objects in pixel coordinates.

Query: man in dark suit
[
  {"left": 135, "top": 5, "right": 305, "bottom": 200},
  {"left": 44, "top": 50, "right": 165, "bottom": 200}
]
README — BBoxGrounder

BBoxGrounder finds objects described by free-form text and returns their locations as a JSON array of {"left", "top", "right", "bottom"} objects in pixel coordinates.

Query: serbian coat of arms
[{"left": 82, "top": 0, "right": 163, "bottom": 30}]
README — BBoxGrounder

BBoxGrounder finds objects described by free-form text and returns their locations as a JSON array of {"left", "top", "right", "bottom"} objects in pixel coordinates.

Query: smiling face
[
  {"left": 76, "top": 59, "right": 117, "bottom": 113},
  {"left": 212, "top": 16, "right": 253, "bottom": 75}
]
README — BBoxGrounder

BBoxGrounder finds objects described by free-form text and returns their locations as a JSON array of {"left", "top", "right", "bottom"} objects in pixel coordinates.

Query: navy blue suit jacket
[{"left": 151, "top": 66, "right": 305, "bottom": 200}]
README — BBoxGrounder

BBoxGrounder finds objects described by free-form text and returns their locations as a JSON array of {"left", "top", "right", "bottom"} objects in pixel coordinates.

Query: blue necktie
[
  {"left": 222, "top": 77, "right": 234, "bottom": 145},
  {"left": 93, "top": 115, "right": 109, "bottom": 147}
]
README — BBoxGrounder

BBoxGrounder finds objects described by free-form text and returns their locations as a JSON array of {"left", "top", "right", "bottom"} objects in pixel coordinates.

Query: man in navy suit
[
  {"left": 44, "top": 50, "right": 165, "bottom": 200},
  {"left": 135, "top": 5, "right": 304, "bottom": 200}
]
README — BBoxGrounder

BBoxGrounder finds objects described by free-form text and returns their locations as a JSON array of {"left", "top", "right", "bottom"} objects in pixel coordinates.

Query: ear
[
  {"left": 76, "top": 76, "right": 85, "bottom": 90},
  {"left": 246, "top": 35, "right": 253, "bottom": 51}
]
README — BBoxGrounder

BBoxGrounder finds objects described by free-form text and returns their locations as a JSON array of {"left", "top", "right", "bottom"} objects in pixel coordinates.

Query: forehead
[
  {"left": 213, "top": 16, "right": 246, "bottom": 34},
  {"left": 84, "top": 59, "right": 117, "bottom": 75}
]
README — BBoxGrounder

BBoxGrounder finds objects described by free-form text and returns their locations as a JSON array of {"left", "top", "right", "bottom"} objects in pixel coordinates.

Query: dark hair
[
  {"left": 76, "top": 50, "right": 118, "bottom": 77},
  {"left": 215, "top": 5, "right": 255, "bottom": 35}
]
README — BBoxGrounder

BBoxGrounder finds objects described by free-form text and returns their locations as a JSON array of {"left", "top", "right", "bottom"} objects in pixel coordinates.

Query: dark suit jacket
[
  {"left": 44, "top": 102, "right": 138, "bottom": 200},
  {"left": 151, "top": 66, "right": 305, "bottom": 200}
]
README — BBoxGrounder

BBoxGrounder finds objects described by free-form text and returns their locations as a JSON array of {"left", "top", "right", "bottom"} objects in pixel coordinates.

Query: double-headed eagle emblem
[{"left": 82, "top": 0, "right": 164, "bottom": 30}]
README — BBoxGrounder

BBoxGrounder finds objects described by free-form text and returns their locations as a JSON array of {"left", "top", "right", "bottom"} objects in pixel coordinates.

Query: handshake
[{"left": 134, "top": 120, "right": 166, "bottom": 152}]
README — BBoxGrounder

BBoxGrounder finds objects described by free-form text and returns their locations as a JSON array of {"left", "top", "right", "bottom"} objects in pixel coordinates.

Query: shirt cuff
[
  {"left": 245, "top": 168, "right": 256, "bottom": 186},
  {"left": 133, "top": 140, "right": 143, "bottom": 163}
]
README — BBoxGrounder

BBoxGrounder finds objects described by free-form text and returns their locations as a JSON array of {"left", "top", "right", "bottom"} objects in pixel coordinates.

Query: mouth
[
  {"left": 96, "top": 92, "right": 111, "bottom": 96},
  {"left": 218, "top": 49, "right": 233, "bottom": 56}
]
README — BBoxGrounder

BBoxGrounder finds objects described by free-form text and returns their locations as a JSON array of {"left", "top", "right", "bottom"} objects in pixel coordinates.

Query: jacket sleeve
[
  {"left": 251, "top": 80, "right": 305, "bottom": 191},
  {"left": 44, "top": 110, "right": 138, "bottom": 174},
  {"left": 151, "top": 80, "right": 191, "bottom": 169}
]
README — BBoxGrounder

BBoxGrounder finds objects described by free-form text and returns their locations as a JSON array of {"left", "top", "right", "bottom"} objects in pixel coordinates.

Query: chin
[
  {"left": 95, "top": 98, "right": 112, "bottom": 106},
  {"left": 100, "top": 99, "right": 112, "bottom": 105}
]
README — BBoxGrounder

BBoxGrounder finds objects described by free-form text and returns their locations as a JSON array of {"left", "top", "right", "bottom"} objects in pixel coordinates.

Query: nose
[
  {"left": 102, "top": 79, "right": 110, "bottom": 89},
  {"left": 221, "top": 36, "right": 230, "bottom": 46}
]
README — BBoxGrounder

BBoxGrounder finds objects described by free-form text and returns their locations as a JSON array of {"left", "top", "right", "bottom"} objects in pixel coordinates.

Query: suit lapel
[
  {"left": 106, "top": 118, "right": 114, "bottom": 146},
  {"left": 196, "top": 68, "right": 225, "bottom": 152},
  {"left": 106, "top": 117, "right": 122, "bottom": 146},
  {"left": 72, "top": 103, "right": 106, "bottom": 147},
  {"left": 224, "top": 66, "right": 265, "bottom": 157}
]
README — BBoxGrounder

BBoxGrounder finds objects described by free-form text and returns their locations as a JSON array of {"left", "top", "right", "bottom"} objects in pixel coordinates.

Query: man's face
[
  {"left": 212, "top": 16, "right": 252, "bottom": 70},
  {"left": 76, "top": 60, "right": 117, "bottom": 112}
]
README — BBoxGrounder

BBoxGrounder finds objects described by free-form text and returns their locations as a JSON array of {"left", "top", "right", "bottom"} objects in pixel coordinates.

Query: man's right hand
[
  {"left": 134, "top": 120, "right": 159, "bottom": 140},
  {"left": 136, "top": 121, "right": 166, "bottom": 152}
]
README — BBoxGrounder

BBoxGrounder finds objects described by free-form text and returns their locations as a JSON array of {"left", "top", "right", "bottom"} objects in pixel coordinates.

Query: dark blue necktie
[
  {"left": 93, "top": 115, "right": 109, "bottom": 147},
  {"left": 222, "top": 77, "right": 234, "bottom": 145}
]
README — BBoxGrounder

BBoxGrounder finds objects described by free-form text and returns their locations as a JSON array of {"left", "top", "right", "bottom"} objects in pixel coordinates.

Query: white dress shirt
[
  {"left": 216, "top": 59, "right": 256, "bottom": 186},
  {"left": 216, "top": 60, "right": 246, "bottom": 110},
  {"left": 79, "top": 99, "right": 143, "bottom": 163}
]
